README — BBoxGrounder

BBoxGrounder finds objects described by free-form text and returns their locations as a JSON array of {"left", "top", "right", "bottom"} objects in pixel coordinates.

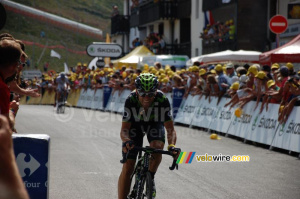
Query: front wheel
[{"left": 136, "top": 172, "right": 153, "bottom": 199}]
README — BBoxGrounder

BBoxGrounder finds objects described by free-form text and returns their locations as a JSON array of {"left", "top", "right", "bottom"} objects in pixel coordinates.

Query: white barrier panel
[
  {"left": 91, "top": 89, "right": 104, "bottom": 110},
  {"left": 105, "top": 90, "right": 119, "bottom": 112},
  {"left": 245, "top": 102, "right": 280, "bottom": 145},
  {"left": 208, "top": 97, "right": 234, "bottom": 133},
  {"left": 227, "top": 102, "right": 253, "bottom": 138},
  {"left": 76, "top": 89, "right": 88, "bottom": 107},
  {"left": 165, "top": 92, "right": 172, "bottom": 108},
  {"left": 191, "top": 97, "right": 219, "bottom": 129},
  {"left": 82, "top": 89, "right": 94, "bottom": 108},
  {"left": 174, "top": 95, "right": 200, "bottom": 125},
  {"left": 174, "top": 98, "right": 186, "bottom": 123},
  {"left": 115, "top": 90, "right": 131, "bottom": 113},
  {"left": 271, "top": 106, "right": 300, "bottom": 153}
]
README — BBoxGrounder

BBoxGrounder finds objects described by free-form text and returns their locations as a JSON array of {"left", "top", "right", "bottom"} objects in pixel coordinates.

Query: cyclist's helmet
[{"left": 135, "top": 73, "right": 158, "bottom": 92}]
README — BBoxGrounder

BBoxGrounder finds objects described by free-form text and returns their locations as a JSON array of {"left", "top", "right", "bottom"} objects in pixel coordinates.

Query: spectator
[
  {"left": 0, "top": 115, "right": 29, "bottom": 199},
  {"left": 215, "top": 64, "right": 230, "bottom": 105},
  {"left": 0, "top": 39, "right": 22, "bottom": 130},
  {"left": 43, "top": 62, "right": 49, "bottom": 72},
  {"left": 111, "top": 5, "right": 119, "bottom": 17},
  {"left": 205, "top": 74, "right": 219, "bottom": 103},
  {"left": 225, "top": 63, "right": 237, "bottom": 85},
  {"left": 260, "top": 80, "right": 280, "bottom": 113},
  {"left": 224, "top": 75, "right": 251, "bottom": 109}
]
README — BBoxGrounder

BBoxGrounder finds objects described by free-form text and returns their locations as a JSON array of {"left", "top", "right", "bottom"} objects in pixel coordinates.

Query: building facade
[{"left": 111, "top": 0, "right": 300, "bottom": 59}]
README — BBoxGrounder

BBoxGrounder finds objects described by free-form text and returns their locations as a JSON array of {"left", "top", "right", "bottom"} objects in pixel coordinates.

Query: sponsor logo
[
  {"left": 279, "top": 120, "right": 300, "bottom": 136},
  {"left": 16, "top": 153, "right": 40, "bottom": 177},
  {"left": 232, "top": 113, "right": 252, "bottom": 125},
  {"left": 201, "top": 107, "right": 214, "bottom": 116},
  {"left": 219, "top": 110, "right": 232, "bottom": 120},
  {"left": 183, "top": 105, "right": 195, "bottom": 114}
]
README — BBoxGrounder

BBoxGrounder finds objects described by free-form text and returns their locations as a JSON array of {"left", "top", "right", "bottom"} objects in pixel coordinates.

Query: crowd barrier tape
[{"left": 12, "top": 134, "right": 50, "bottom": 199}]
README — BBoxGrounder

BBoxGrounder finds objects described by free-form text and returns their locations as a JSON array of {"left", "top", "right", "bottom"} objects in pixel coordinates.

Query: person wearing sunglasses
[
  {"left": 0, "top": 34, "right": 40, "bottom": 99},
  {"left": 118, "top": 73, "right": 179, "bottom": 199}
]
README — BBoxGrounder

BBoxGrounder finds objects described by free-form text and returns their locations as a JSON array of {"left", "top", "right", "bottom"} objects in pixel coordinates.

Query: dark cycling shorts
[{"left": 123, "top": 122, "right": 165, "bottom": 160}]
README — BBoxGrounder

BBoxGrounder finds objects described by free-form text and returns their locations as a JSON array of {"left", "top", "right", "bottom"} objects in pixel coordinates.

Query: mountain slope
[{"left": 0, "top": 0, "right": 123, "bottom": 72}]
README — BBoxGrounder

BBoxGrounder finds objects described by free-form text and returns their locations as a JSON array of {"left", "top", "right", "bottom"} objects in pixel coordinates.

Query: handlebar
[{"left": 120, "top": 146, "right": 181, "bottom": 171}]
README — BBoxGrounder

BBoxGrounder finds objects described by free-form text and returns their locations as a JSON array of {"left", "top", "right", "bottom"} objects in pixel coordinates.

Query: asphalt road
[{"left": 16, "top": 105, "right": 300, "bottom": 199}]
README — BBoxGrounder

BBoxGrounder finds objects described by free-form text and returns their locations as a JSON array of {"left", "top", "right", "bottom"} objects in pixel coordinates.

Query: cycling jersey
[
  {"left": 122, "top": 90, "right": 172, "bottom": 123},
  {"left": 56, "top": 75, "right": 69, "bottom": 92},
  {"left": 122, "top": 90, "right": 173, "bottom": 159}
]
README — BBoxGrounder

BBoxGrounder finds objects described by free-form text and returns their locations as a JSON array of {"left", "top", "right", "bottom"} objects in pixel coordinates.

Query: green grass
[{"left": 1, "top": 0, "right": 123, "bottom": 72}]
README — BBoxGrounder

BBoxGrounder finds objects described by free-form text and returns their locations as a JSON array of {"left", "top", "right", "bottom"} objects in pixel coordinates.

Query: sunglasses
[
  {"left": 18, "top": 60, "right": 26, "bottom": 68},
  {"left": 137, "top": 90, "right": 156, "bottom": 97}
]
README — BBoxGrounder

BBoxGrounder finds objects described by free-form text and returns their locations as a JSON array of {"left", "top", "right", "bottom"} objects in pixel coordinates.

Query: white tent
[{"left": 186, "top": 50, "right": 261, "bottom": 66}]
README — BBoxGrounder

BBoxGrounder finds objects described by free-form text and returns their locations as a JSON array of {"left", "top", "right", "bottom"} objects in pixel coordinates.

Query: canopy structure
[
  {"left": 186, "top": 50, "right": 261, "bottom": 66},
  {"left": 259, "top": 34, "right": 300, "bottom": 65},
  {"left": 112, "top": 46, "right": 154, "bottom": 69}
]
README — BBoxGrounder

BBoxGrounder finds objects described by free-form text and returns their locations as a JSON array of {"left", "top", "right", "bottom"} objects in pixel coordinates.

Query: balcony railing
[
  {"left": 165, "top": 42, "right": 191, "bottom": 57},
  {"left": 111, "top": 15, "right": 130, "bottom": 35},
  {"left": 130, "top": 7, "right": 139, "bottom": 28},
  {"left": 202, "top": 39, "right": 237, "bottom": 55},
  {"left": 139, "top": 0, "right": 177, "bottom": 25},
  {"left": 177, "top": 0, "right": 191, "bottom": 18}
]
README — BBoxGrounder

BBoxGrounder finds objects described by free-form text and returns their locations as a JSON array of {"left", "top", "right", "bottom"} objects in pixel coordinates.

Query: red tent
[{"left": 259, "top": 34, "right": 300, "bottom": 65}]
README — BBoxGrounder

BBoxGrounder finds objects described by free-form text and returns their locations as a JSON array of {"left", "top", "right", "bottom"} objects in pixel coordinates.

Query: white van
[{"left": 139, "top": 55, "right": 189, "bottom": 69}]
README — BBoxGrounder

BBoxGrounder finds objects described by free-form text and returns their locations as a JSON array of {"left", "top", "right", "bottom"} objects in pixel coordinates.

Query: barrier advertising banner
[
  {"left": 174, "top": 95, "right": 200, "bottom": 125},
  {"left": 82, "top": 89, "right": 94, "bottom": 108},
  {"left": 208, "top": 98, "right": 233, "bottom": 132},
  {"left": 103, "top": 86, "right": 112, "bottom": 109},
  {"left": 227, "top": 102, "right": 254, "bottom": 138},
  {"left": 271, "top": 106, "right": 300, "bottom": 153},
  {"left": 165, "top": 92, "right": 172, "bottom": 108},
  {"left": 105, "top": 90, "right": 119, "bottom": 112},
  {"left": 245, "top": 102, "right": 280, "bottom": 145},
  {"left": 191, "top": 97, "right": 219, "bottom": 129},
  {"left": 172, "top": 88, "right": 185, "bottom": 118},
  {"left": 115, "top": 90, "right": 131, "bottom": 113},
  {"left": 91, "top": 89, "right": 103, "bottom": 110},
  {"left": 76, "top": 89, "right": 87, "bottom": 107},
  {"left": 13, "top": 134, "right": 50, "bottom": 199}
]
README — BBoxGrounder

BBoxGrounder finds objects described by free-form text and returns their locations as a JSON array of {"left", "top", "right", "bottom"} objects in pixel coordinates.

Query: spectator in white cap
[{"left": 225, "top": 63, "right": 238, "bottom": 85}]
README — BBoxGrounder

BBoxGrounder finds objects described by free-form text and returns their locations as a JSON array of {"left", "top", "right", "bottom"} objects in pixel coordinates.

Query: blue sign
[
  {"left": 103, "top": 85, "right": 112, "bottom": 109},
  {"left": 172, "top": 88, "right": 185, "bottom": 118},
  {"left": 13, "top": 134, "right": 50, "bottom": 199}
]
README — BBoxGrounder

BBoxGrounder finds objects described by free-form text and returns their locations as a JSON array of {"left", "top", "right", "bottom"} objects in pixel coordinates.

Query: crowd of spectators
[
  {"left": 200, "top": 19, "right": 236, "bottom": 44},
  {"left": 132, "top": 32, "right": 166, "bottom": 54},
  {"left": 26, "top": 59, "right": 300, "bottom": 126}
]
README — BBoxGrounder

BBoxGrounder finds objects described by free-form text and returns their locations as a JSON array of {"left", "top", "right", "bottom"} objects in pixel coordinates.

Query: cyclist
[
  {"left": 55, "top": 73, "right": 69, "bottom": 107},
  {"left": 118, "top": 73, "right": 179, "bottom": 199}
]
